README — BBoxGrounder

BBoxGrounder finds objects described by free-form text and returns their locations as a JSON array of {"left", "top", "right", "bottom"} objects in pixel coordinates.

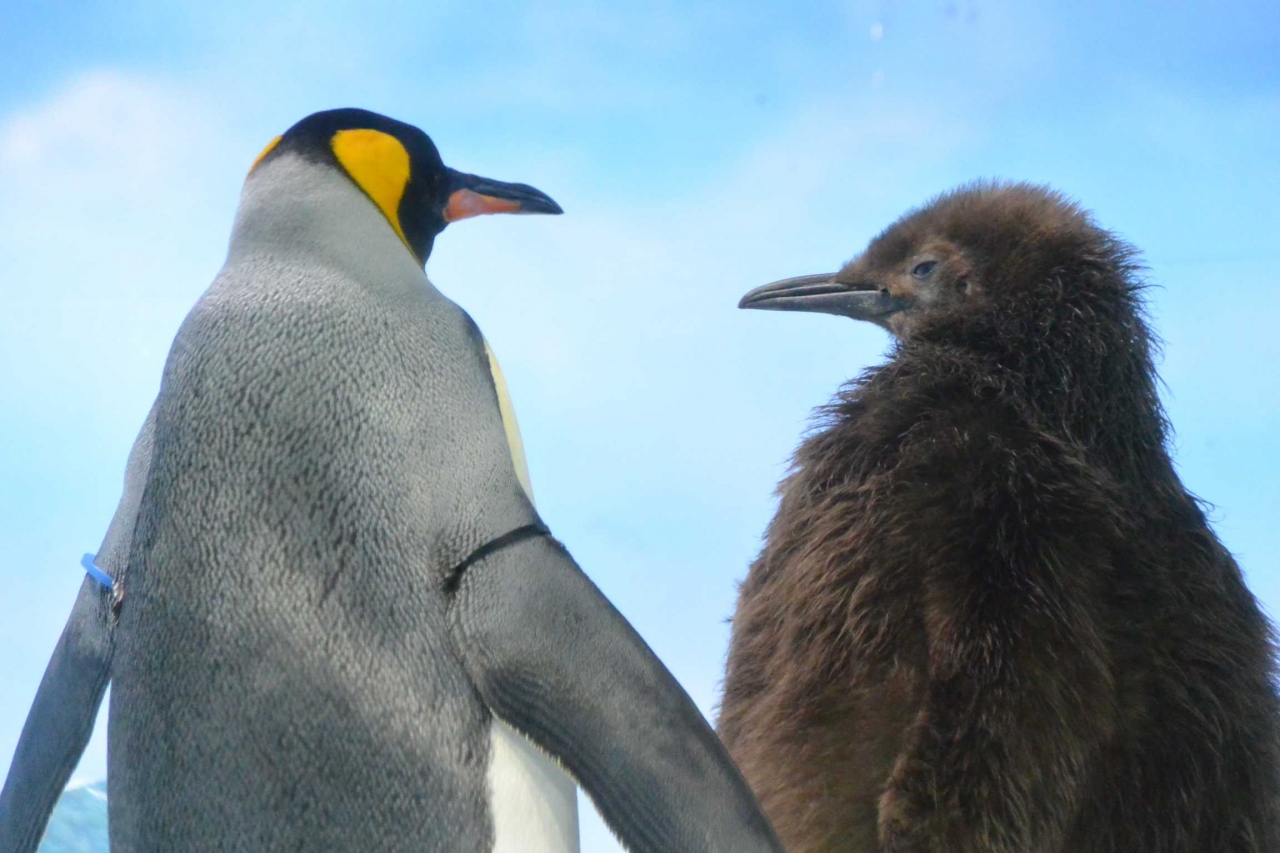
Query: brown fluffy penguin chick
[{"left": 719, "top": 181, "right": 1280, "bottom": 853}]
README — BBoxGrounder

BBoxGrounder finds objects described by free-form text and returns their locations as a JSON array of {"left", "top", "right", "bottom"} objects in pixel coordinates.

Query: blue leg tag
[{"left": 80, "top": 554, "right": 113, "bottom": 590}]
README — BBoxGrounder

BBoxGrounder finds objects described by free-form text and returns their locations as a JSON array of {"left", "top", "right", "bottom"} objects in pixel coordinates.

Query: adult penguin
[
  {"left": 0, "top": 109, "right": 781, "bottom": 853},
  {"left": 720, "top": 182, "right": 1279, "bottom": 852}
]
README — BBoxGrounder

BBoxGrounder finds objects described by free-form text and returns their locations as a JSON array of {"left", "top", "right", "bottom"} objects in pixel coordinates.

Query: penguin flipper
[
  {"left": 448, "top": 533, "right": 783, "bottom": 853},
  {"left": 0, "top": 408, "right": 156, "bottom": 852},
  {"left": 0, "top": 577, "right": 114, "bottom": 853}
]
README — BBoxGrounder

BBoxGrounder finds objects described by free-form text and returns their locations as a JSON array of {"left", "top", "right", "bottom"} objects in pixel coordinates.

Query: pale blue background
[{"left": 1, "top": 2, "right": 1277, "bottom": 850}]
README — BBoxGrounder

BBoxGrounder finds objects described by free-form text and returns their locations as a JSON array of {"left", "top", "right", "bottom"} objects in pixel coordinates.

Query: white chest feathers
[
  {"left": 487, "top": 717, "right": 580, "bottom": 853},
  {"left": 481, "top": 340, "right": 580, "bottom": 852}
]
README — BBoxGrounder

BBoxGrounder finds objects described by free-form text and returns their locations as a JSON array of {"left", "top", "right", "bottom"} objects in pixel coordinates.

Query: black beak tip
[
  {"left": 512, "top": 183, "right": 563, "bottom": 215},
  {"left": 490, "top": 182, "right": 563, "bottom": 216}
]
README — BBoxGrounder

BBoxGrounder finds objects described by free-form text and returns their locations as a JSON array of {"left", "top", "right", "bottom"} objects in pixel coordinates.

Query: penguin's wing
[
  {"left": 0, "top": 576, "right": 115, "bottom": 852},
  {"left": 0, "top": 409, "right": 156, "bottom": 853},
  {"left": 448, "top": 533, "right": 783, "bottom": 853}
]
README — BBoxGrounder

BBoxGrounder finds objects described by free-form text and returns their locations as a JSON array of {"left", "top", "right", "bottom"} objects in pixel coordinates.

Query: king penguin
[
  {"left": 0, "top": 108, "right": 782, "bottom": 853},
  {"left": 719, "top": 182, "right": 1279, "bottom": 851}
]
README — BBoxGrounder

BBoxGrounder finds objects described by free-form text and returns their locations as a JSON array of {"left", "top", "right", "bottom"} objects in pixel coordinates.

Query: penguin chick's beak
[
  {"left": 738, "top": 273, "right": 908, "bottom": 322},
  {"left": 444, "top": 168, "right": 563, "bottom": 222}
]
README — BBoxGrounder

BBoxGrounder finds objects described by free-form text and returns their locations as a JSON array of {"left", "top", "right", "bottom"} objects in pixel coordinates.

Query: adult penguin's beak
[{"left": 444, "top": 169, "right": 563, "bottom": 222}]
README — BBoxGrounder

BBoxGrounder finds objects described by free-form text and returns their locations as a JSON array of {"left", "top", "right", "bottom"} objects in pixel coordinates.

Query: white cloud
[
  {"left": 0, "top": 71, "right": 241, "bottom": 427},
  {"left": 0, "top": 70, "right": 221, "bottom": 207}
]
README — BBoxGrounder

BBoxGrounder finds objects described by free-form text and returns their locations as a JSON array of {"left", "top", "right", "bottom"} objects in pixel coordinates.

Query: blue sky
[{"left": 1, "top": 1, "right": 1277, "bottom": 849}]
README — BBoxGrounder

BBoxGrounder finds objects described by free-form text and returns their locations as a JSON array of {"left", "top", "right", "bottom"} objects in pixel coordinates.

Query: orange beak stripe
[{"left": 444, "top": 189, "right": 523, "bottom": 222}]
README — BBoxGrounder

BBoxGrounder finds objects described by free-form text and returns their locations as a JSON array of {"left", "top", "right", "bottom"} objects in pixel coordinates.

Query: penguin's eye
[{"left": 911, "top": 260, "right": 938, "bottom": 278}]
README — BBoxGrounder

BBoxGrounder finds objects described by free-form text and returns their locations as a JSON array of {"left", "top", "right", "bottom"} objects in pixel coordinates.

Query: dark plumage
[{"left": 720, "top": 182, "right": 1280, "bottom": 852}]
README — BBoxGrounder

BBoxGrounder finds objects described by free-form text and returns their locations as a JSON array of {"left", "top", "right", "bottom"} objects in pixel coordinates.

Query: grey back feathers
[{"left": 109, "top": 150, "right": 529, "bottom": 850}]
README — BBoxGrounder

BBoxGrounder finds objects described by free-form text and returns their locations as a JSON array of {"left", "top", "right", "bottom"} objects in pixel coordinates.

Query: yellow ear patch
[
  {"left": 249, "top": 135, "right": 282, "bottom": 174},
  {"left": 331, "top": 128, "right": 412, "bottom": 249},
  {"left": 483, "top": 340, "right": 535, "bottom": 504}
]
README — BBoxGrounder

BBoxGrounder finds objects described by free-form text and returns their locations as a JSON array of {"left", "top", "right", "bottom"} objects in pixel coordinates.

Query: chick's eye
[{"left": 912, "top": 260, "right": 938, "bottom": 278}]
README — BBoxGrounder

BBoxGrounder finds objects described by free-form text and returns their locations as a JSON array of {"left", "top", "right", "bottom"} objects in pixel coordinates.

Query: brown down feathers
[{"left": 719, "top": 182, "right": 1280, "bottom": 853}]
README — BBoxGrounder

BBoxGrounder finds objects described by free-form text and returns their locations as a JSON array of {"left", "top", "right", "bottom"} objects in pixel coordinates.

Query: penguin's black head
[
  {"left": 248, "top": 108, "right": 562, "bottom": 265},
  {"left": 739, "top": 181, "right": 1135, "bottom": 343}
]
